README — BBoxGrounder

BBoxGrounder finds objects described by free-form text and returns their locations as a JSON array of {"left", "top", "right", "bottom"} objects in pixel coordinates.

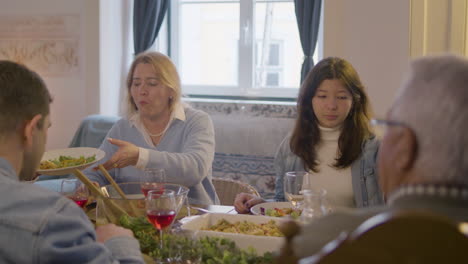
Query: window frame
[
  {"left": 255, "top": 39, "right": 284, "bottom": 87},
  {"left": 166, "top": 0, "right": 322, "bottom": 100}
]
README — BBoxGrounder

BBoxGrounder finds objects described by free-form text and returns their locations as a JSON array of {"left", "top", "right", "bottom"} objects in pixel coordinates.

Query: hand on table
[
  {"left": 95, "top": 223, "right": 135, "bottom": 243},
  {"left": 97, "top": 138, "right": 139, "bottom": 171},
  {"left": 234, "top": 193, "right": 265, "bottom": 214}
]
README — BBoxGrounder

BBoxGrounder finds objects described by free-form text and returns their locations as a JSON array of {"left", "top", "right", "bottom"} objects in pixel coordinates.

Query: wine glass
[
  {"left": 283, "top": 171, "right": 311, "bottom": 209},
  {"left": 140, "top": 168, "right": 166, "bottom": 197},
  {"left": 60, "top": 179, "right": 89, "bottom": 208},
  {"left": 146, "top": 189, "right": 177, "bottom": 252}
]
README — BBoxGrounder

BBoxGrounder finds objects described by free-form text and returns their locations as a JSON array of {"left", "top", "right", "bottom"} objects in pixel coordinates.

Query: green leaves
[{"left": 118, "top": 215, "right": 274, "bottom": 264}]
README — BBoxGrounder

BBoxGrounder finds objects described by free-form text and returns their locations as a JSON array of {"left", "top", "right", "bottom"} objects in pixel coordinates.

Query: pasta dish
[
  {"left": 39, "top": 155, "right": 96, "bottom": 170},
  {"left": 203, "top": 219, "right": 283, "bottom": 237}
]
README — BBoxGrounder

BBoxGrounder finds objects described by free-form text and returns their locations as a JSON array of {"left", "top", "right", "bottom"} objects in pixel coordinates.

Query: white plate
[
  {"left": 250, "top": 202, "right": 294, "bottom": 216},
  {"left": 37, "top": 147, "right": 105, "bottom": 176},
  {"left": 181, "top": 213, "right": 286, "bottom": 255}
]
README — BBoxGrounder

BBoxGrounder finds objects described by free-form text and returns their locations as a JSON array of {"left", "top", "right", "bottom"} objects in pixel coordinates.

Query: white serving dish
[{"left": 180, "top": 213, "right": 286, "bottom": 255}]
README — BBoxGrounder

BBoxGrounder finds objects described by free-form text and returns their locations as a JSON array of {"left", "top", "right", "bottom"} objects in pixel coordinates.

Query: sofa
[{"left": 190, "top": 100, "right": 296, "bottom": 199}]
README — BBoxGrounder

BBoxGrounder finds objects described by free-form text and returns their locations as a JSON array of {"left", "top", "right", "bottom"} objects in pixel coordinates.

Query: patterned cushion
[{"left": 212, "top": 153, "right": 277, "bottom": 199}]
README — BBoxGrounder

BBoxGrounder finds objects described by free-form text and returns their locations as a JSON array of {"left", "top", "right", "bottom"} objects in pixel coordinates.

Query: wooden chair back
[
  {"left": 212, "top": 177, "right": 260, "bottom": 205},
  {"left": 301, "top": 210, "right": 468, "bottom": 264}
]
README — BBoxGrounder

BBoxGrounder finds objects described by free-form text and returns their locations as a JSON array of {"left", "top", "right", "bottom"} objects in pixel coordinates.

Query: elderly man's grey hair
[{"left": 391, "top": 54, "right": 468, "bottom": 185}]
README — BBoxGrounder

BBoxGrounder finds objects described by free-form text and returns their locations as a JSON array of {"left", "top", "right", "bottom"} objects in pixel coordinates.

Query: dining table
[
  {"left": 33, "top": 178, "right": 283, "bottom": 264},
  {"left": 188, "top": 204, "right": 237, "bottom": 215},
  {"left": 84, "top": 199, "right": 238, "bottom": 226}
]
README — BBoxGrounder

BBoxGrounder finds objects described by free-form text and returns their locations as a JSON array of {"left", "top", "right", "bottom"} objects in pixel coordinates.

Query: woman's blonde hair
[{"left": 125, "top": 51, "right": 181, "bottom": 117}]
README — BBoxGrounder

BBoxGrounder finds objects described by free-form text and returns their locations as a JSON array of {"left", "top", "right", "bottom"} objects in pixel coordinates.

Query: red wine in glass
[
  {"left": 146, "top": 189, "right": 176, "bottom": 251},
  {"left": 141, "top": 182, "right": 165, "bottom": 197},
  {"left": 61, "top": 179, "right": 89, "bottom": 209},
  {"left": 141, "top": 168, "right": 166, "bottom": 196},
  {"left": 72, "top": 197, "right": 88, "bottom": 208},
  {"left": 147, "top": 209, "right": 176, "bottom": 230}
]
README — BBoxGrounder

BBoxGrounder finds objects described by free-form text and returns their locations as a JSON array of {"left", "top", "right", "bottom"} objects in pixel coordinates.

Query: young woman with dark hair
[{"left": 235, "top": 57, "right": 383, "bottom": 213}]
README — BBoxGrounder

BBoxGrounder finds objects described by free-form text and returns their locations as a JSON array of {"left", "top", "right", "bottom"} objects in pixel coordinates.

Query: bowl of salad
[{"left": 250, "top": 202, "right": 302, "bottom": 219}]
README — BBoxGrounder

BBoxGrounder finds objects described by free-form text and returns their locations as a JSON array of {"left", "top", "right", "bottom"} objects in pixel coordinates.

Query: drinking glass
[
  {"left": 283, "top": 171, "right": 311, "bottom": 209},
  {"left": 140, "top": 168, "right": 166, "bottom": 197},
  {"left": 167, "top": 228, "right": 202, "bottom": 264},
  {"left": 60, "top": 179, "right": 89, "bottom": 208},
  {"left": 300, "top": 188, "right": 328, "bottom": 224},
  {"left": 146, "top": 189, "right": 177, "bottom": 252}
]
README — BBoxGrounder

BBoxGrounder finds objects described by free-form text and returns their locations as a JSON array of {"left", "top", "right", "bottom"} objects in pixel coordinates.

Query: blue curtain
[
  {"left": 294, "top": 0, "right": 322, "bottom": 83},
  {"left": 133, "top": 0, "right": 169, "bottom": 55}
]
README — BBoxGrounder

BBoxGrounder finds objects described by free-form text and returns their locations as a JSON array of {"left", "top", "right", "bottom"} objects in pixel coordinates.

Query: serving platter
[
  {"left": 181, "top": 213, "right": 286, "bottom": 254},
  {"left": 37, "top": 147, "right": 105, "bottom": 176}
]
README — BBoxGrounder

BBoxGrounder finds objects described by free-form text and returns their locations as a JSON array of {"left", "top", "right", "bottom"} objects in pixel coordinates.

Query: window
[
  {"left": 255, "top": 40, "right": 283, "bottom": 87},
  {"left": 167, "top": 0, "right": 321, "bottom": 99}
]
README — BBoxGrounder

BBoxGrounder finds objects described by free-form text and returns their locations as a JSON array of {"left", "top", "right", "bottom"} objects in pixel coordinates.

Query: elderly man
[
  {"left": 0, "top": 61, "right": 144, "bottom": 263},
  {"left": 292, "top": 54, "right": 468, "bottom": 259}
]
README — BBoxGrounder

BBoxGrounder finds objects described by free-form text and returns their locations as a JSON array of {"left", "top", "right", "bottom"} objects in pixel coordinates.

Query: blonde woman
[{"left": 85, "top": 51, "right": 218, "bottom": 205}]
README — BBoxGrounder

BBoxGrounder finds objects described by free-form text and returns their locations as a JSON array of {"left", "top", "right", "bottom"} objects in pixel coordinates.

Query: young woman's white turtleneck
[{"left": 306, "top": 125, "right": 355, "bottom": 209}]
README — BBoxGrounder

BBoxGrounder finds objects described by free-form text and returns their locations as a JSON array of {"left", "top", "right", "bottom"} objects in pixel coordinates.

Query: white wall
[
  {"left": 323, "top": 0, "right": 411, "bottom": 117},
  {"left": 323, "top": 0, "right": 468, "bottom": 117},
  {"left": 0, "top": 0, "right": 100, "bottom": 150},
  {"left": 99, "top": 0, "right": 133, "bottom": 117}
]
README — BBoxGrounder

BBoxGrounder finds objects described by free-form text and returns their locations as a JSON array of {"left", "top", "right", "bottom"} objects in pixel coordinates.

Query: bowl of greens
[{"left": 99, "top": 182, "right": 190, "bottom": 220}]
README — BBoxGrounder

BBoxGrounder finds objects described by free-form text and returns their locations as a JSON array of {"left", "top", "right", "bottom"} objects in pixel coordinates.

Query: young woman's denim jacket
[{"left": 274, "top": 134, "right": 384, "bottom": 207}]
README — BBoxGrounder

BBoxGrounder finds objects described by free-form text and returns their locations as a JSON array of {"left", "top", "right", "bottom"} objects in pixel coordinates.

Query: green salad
[
  {"left": 119, "top": 215, "right": 274, "bottom": 263},
  {"left": 264, "top": 207, "right": 302, "bottom": 219}
]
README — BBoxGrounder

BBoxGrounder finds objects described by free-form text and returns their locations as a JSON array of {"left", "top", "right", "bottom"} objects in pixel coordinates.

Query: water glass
[
  {"left": 283, "top": 171, "right": 311, "bottom": 209},
  {"left": 300, "top": 188, "right": 328, "bottom": 224},
  {"left": 167, "top": 228, "right": 202, "bottom": 264}
]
